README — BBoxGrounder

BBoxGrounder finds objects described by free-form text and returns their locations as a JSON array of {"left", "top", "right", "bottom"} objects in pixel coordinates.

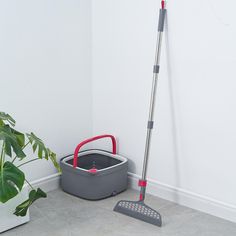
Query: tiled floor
[{"left": 3, "top": 189, "right": 236, "bottom": 236}]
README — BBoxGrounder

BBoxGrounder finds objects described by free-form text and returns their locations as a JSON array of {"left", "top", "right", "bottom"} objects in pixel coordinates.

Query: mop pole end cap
[{"left": 161, "top": 0, "right": 165, "bottom": 9}]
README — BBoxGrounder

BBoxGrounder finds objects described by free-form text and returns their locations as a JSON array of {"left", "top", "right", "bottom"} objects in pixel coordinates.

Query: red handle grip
[
  {"left": 73, "top": 134, "right": 117, "bottom": 168},
  {"left": 161, "top": 0, "right": 165, "bottom": 9}
]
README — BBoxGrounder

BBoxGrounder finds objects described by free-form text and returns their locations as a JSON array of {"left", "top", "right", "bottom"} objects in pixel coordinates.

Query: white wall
[
  {"left": 0, "top": 0, "right": 92, "bottom": 181},
  {"left": 1, "top": 0, "right": 236, "bottom": 222},
  {"left": 92, "top": 0, "right": 236, "bottom": 221}
]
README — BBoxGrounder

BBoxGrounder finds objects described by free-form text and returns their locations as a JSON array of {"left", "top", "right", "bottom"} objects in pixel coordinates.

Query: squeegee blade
[{"left": 114, "top": 200, "right": 162, "bottom": 227}]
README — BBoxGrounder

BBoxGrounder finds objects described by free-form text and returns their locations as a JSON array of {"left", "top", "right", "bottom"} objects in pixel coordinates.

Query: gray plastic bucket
[{"left": 60, "top": 149, "right": 128, "bottom": 200}]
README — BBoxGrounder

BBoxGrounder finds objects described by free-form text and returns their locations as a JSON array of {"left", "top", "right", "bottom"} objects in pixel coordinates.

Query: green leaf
[
  {"left": 48, "top": 149, "right": 61, "bottom": 172},
  {"left": 10, "top": 128, "right": 25, "bottom": 147},
  {"left": 0, "top": 162, "right": 25, "bottom": 203},
  {"left": 0, "top": 112, "right": 15, "bottom": 127},
  {"left": 14, "top": 188, "right": 47, "bottom": 217},
  {"left": 26, "top": 133, "right": 48, "bottom": 159},
  {"left": 0, "top": 125, "right": 26, "bottom": 158},
  {"left": 26, "top": 133, "right": 60, "bottom": 172}
]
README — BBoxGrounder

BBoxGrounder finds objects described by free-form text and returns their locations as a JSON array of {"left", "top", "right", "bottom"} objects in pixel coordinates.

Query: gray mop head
[{"left": 114, "top": 200, "right": 162, "bottom": 227}]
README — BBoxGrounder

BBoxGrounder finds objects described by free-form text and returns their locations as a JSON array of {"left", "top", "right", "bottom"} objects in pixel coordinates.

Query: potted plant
[{"left": 0, "top": 112, "right": 60, "bottom": 232}]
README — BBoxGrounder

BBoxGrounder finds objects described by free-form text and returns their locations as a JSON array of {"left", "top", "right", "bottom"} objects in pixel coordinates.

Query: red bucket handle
[{"left": 73, "top": 134, "right": 117, "bottom": 168}]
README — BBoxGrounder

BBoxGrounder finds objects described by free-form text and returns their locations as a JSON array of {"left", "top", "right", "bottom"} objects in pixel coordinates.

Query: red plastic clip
[
  {"left": 88, "top": 168, "right": 97, "bottom": 174},
  {"left": 138, "top": 180, "right": 147, "bottom": 187}
]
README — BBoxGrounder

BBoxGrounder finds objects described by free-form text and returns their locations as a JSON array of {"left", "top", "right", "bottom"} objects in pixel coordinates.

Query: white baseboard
[
  {"left": 30, "top": 173, "right": 61, "bottom": 193},
  {"left": 128, "top": 172, "right": 236, "bottom": 223}
]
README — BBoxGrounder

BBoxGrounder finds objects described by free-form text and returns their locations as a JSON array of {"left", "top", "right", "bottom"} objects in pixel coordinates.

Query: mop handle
[
  {"left": 139, "top": 0, "right": 166, "bottom": 201},
  {"left": 73, "top": 134, "right": 117, "bottom": 168}
]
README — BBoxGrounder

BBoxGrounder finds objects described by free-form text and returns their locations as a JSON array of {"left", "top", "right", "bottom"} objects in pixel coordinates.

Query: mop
[{"left": 113, "top": 0, "right": 167, "bottom": 227}]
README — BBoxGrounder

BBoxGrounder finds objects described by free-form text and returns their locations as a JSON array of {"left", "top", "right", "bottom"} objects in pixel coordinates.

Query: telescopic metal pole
[{"left": 139, "top": 0, "right": 166, "bottom": 201}]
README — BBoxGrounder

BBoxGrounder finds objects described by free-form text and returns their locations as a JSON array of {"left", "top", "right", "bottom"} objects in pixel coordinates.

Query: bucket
[{"left": 60, "top": 135, "right": 128, "bottom": 200}]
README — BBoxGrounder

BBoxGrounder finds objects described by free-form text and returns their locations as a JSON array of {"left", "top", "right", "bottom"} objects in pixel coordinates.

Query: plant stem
[
  {"left": 0, "top": 143, "right": 5, "bottom": 188},
  {"left": 17, "top": 158, "right": 40, "bottom": 168},
  {"left": 0, "top": 143, "right": 4, "bottom": 165},
  {"left": 24, "top": 178, "right": 34, "bottom": 190},
  {"left": 12, "top": 141, "right": 30, "bottom": 163}
]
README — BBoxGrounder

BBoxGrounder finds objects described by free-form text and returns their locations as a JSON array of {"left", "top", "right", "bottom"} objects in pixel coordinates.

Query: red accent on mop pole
[
  {"left": 139, "top": 194, "right": 143, "bottom": 201},
  {"left": 73, "top": 134, "right": 117, "bottom": 168},
  {"left": 161, "top": 0, "right": 165, "bottom": 9},
  {"left": 138, "top": 180, "right": 147, "bottom": 187}
]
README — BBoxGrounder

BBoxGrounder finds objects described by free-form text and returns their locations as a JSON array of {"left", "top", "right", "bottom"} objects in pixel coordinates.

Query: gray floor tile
[{"left": 2, "top": 188, "right": 236, "bottom": 236}]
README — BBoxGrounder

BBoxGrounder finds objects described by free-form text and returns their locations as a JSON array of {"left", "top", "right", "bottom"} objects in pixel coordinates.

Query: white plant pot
[{"left": 0, "top": 186, "right": 30, "bottom": 233}]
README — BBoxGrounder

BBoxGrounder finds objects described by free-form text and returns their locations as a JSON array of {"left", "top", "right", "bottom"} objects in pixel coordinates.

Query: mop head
[{"left": 114, "top": 200, "right": 162, "bottom": 227}]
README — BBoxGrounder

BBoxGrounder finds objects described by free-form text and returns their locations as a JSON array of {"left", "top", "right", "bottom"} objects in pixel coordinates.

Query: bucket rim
[{"left": 61, "top": 149, "right": 128, "bottom": 173}]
